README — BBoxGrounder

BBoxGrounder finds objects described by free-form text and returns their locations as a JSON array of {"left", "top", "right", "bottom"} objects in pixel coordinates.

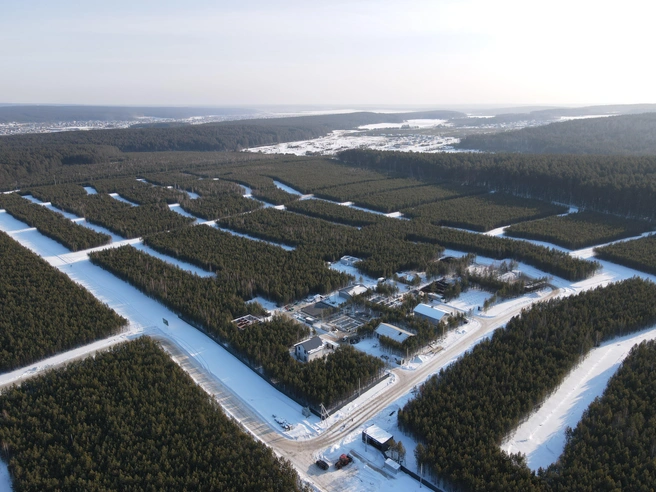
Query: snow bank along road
[{"left": 2, "top": 205, "right": 656, "bottom": 490}]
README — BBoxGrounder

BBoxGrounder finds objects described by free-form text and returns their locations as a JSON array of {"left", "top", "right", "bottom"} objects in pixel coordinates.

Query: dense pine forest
[
  {"left": 27, "top": 184, "right": 194, "bottom": 238},
  {"left": 339, "top": 149, "right": 656, "bottom": 219},
  {"left": 456, "top": 112, "right": 656, "bottom": 155},
  {"left": 594, "top": 235, "right": 656, "bottom": 275},
  {"left": 0, "top": 232, "right": 126, "bottom": 372},
  {"left": 88, "top": 245, "right": 383, "bottom": 408},
  {"left": 398, "top": 278, "right": 656, "bottom": 491},
  {"left": 0, "top": 193, "right": 111, "bottom": 251},
  {"left": 505, "top": 211, "right": 654, "bottom": 250},
  {"left": 404, "top": 192, "right": 567, "bottom": 232},
  {"left": 0, "top": 338, "right": 305, "bottom": 491},
  {"left": 542, "top": 340, "right": 656, "bottom": 491}
]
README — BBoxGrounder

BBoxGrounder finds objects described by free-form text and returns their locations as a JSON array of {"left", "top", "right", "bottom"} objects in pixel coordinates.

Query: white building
[
  {"left": 339, "top": 283, "right": 369, "bottom": 300},
  {"left": 413, "top": 303, "right": 448, "bottom": 325},
  {"left": 294, "top": 336, "right": 334, "bottom": 363}
]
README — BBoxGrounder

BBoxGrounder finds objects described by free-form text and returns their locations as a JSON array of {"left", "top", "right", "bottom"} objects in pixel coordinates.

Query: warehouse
[
  {"left": 413, "top": 303, "right": 448, "bottom": 325},
  {"left": 375, "top": 322, "right": 415, "bottom": 343},
  {"left": 339, "top": 283, "right": 368, "bottom": 300}
]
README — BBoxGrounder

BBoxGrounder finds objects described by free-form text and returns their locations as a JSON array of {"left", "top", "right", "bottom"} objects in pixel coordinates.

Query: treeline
[
  {"left": 179, "top": 195, "right": 262, "bottom": 221},
  {"left": 143, "top": 225, "right": 350, "bottom": 304},
  {"left": 0, "top": 193, "right": 110, "bottom": 251},
  {"left": 0, "top": 232, "right": 126, "bottom": 372},
  {"left": 594, "top": 234, "right": 656, "bottom": 275},
  {"left": 405, "top": 193, "right": 567, "bottom": 232},
  {"left": 0, "top": 338, "right": 305, "bottom": 491},
  {"left": 90, "top": 177, "right": 185, "bottom": 204},
  {"left": 505, "top": 211, "right": 654, "bottom": 250},
  {"left": 28, "top": 184, "right": 194, "bottom": 238},
  {"left": 398, "top": 278, "right": 656, "bottom": 491},
  {"left": 286, "top": 199, "right": 383, "bottom": 227},
  {"left": 0, "top": 110, "right": 460, "bottom": 189},
  {"left": 456, "top": 112, "right": 656, "bottom": 155},
  {"left": 339, "top": 149, "right": 656, "bottom": 219},
  {"left": 88, "top": 246, "right": 383, "bottom": 408},
  {"left": 219, "top": 208, "right": 441, "bottom": 278},
  {"left": 542, "top": 340, "right": 656, "bottom": 490}
]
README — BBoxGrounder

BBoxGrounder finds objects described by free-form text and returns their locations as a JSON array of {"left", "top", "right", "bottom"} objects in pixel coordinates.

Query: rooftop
[
  {"left": 375, "top": 322, "right": 415, "bottom": 343},
  {"left": 363, "top": 424, "right": 393, "bottom": 444},
  {"left": 413, "top": 303, "right": 448, "bottom": 321}
]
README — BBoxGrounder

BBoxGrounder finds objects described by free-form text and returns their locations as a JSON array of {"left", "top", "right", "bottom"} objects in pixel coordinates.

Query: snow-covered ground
[
  {"left": 108, "top": 193, "right": 138, "bottom": 206},
  {"left": 358, "top": 118, "right": 449, "bottom": 130},
  {"left": 212, "top": 224, "right": 296, "bottom": 251},
  {"left": 247, "top": 130, "right": 459, "bottom": 156},
  {"left": 0, "top": 460, "right": 11, "bottom": 492},
  {"left": 167, "top": 203, "right": 204, "bottom": 224},
  {"left": 502, "top": 325, "right": 656, "bottom": 471},
  {"left": 273, "top": 180, "right": 302, "bottom": 195},
  {"left": 84, "top": 186, "right": 97, "bottom": 195}
]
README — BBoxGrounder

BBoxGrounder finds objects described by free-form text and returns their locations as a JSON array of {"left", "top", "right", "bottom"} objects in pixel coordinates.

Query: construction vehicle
[{"left": 334, "top": 454, "right": 353, "bottom": 470}]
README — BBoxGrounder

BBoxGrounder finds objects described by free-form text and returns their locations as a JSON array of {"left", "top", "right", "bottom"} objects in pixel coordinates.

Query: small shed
[
  {"left": 362, "top": 424, "right": 393, "bottom": 452},
  {"left": 384, "top": 458, "right": 401, "bottom": 475}
]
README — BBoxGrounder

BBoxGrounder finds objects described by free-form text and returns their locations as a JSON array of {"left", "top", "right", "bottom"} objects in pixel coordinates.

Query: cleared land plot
[
  {"left": 0, "top": 193, "right": 110, "bottom": 251},
  {"left": 595, "top": 234, "right": 656, "bottom": 275},
  {"left": 405, "top": 192, "right": 568, "bottom": 232},
  {"left": 0, "top": 338, "right": 303, "bottom": 491},
  {"left": 0, "top": 231, "right": 126, "bottom": 372},
  {"left": 505, "top": 211, "right": 654, "bottom": 249}
]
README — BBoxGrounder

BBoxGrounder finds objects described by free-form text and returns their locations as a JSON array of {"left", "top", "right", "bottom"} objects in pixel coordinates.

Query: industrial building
[
  {"left": 413, "top": 303, "right": 449, "bottom": 325},
  {"left": 362, "top": 424, "right": 394, "bottom": 452},
  {"left": 231, "top": 314, "right": 263, "bottom": 330},
  {"left": 339, "top": 283, "right": 369, "bottom": 300},
  {"left": 374, "top": 323, "right": 415, "bottom": 343},
  {"left": 339, "top": 255, "right": 361, "bottom": 267}
]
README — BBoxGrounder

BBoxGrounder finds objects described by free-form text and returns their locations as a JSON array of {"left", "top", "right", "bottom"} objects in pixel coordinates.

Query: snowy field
[
  {"left": 358, "top": 118, "right": 448, "bottom": 130},
  {"left": 168, "top": 203, "right": 204, "bottom": 224},
  {"left": 247, "top": 130, "right": 459, "bottom": 156},
  {"left": 0, "top": 461, "right": 10, "bottom": 492}
]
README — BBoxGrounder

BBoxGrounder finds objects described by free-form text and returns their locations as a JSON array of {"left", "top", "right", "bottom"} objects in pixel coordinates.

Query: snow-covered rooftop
[
  {"left": 413, "top": 303, "right": 448, "bottom": 321},
  {"left": 363, "top": 424, "right": 393, "bottom": 445},
  {"left": 375, "top": 323, "right": 415, "bottom": 343}
]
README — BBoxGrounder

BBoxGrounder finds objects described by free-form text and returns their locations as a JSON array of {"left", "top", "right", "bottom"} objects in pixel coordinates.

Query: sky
[{"left": 1, "top": 0, "right": 655, "bottom": 107}]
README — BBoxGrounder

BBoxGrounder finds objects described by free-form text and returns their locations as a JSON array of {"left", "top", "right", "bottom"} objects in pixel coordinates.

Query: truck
[{"left": 334, "top": 454, "right": 353, "bottom": 470}]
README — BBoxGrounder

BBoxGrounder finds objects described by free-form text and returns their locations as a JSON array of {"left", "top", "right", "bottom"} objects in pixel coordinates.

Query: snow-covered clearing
[
  {"left": 108, "top": 193, "right": 138, "bottom": 207},
  {"left": 502, "top": 324, "right": 656, "bottom": 470},
  {"left": 84, "top": 186, "right": 97, "bottom": 195},
  {"left": 247, "top": 130, "right": 459, "bottom": 156},
  {"left": 167, "top": 203, "right": 204, "bottom": 224},
  {"left": 273, "top": 180, "right": 302, "bottom": 195},
  {"left": 358, "top": 118, "right": 448, "bottom": 130}
]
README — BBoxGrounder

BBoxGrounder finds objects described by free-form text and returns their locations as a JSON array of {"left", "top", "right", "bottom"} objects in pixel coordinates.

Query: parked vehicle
[
  {"left": 334, "top": 454, "right": 353, "bottom": 470},
  {"left": 316, "top": 459, "right": 330, "bottom": 471}
]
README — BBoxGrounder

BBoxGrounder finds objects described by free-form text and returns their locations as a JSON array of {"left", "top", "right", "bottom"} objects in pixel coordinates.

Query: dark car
[{"left": 316, "top": 459, "right": 330, "bottom": 471}]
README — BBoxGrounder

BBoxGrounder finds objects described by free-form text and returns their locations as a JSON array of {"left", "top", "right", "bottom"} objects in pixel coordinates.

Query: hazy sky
[{"left": 2, "top": 0, "right": 654, "bottom": 106}]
